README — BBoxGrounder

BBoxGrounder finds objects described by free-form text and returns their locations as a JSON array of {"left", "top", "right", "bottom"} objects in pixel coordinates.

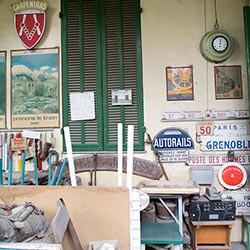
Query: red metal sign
[
  {"left": 13, "top": 1, "right": 48, "bottom": 49},
  {"left": 218, "top": 162, "right": 247, "bottom": 190}
]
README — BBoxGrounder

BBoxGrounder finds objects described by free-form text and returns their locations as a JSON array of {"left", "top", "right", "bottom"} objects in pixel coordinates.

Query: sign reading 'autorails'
[{"left": 153, "top": 127, "right": 194, "bottom": 150}]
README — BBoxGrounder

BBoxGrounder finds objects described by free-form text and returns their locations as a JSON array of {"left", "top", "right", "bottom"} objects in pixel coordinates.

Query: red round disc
[{"left": 218, "top": 162, "right": 247, "bottom": 190}]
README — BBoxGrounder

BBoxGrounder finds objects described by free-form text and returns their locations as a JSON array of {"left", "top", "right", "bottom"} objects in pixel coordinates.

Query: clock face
[
  {"left": 212, "top": 36, "right": 228, "bottom": 52},
  {"left": 200, "top": 30, "right": 233, "bottom": 63}
]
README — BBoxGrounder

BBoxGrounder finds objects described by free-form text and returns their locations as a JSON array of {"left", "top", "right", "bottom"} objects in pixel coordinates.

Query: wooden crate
[{"left": 191, "top": 221, "right": 234, "bottom": 250}]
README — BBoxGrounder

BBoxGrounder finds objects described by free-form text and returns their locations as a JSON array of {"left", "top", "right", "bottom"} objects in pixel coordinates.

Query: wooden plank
[
  {"left": 0, "top": 243, "right": 62, "bottom": 250},
  {"left": 191, "top": 221, "right": 235, "bottom": 226},
  {"left": 138, "top": 180, "right": 201, "bottom": 195},
  {"left": 52, "top": 200, "right": 70, "bottom": 243},
  {"left": 52, "top": 199, "right": 83, "bottom": 250},
  {"left": 67, "top": 219, "right": 84, "bottom": 250},
  {"left": 196, "top": 246, "right": 230, "bottom": 250}
]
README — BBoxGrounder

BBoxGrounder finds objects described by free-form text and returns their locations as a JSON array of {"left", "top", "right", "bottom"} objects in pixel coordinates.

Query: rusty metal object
[
  {"left": 59, "top": 154, "right": 163, "bottom": 181},
  {"left": 146, "top": 133, "right": 169, "bottom": 181}
]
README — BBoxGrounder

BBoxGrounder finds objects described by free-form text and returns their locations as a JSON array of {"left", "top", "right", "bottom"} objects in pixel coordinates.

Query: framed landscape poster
[
  {"left": 214, "top": 65, "right": 242, "bottom": 99},
  {"left": 11, "top": 48, "right": 59, "bottom": 128},
  {"left": 166, "top": 66, "right": 194, "bottom": 101},
  {"left": 0, "top": 51, "right": 6, "bottom": 128}
]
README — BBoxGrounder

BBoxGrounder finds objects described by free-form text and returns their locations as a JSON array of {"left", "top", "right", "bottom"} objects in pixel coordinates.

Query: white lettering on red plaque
[{"left": 13, "top": 0, "right": 48, "bottom": 49}]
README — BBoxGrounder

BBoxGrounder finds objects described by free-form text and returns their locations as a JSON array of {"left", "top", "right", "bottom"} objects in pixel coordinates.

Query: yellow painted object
[{"left": 17, "top": 151, "right": 22, "bottom": 172}]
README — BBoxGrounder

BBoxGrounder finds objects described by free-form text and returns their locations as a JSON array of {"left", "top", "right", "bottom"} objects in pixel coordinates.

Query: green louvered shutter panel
[
  {"left": 102, "top": 0, "right": 144, "bottom": 151},
  {"left": 62, "top": 0, "right": 103, "bottom": 151},
  {"left": 62, "top": 0, "right": 144, "bottom": 151}
]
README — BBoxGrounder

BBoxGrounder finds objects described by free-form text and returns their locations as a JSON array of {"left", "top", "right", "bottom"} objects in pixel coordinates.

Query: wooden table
[{"left": 191, "top": 220, "right": 234, "bottom": 250}]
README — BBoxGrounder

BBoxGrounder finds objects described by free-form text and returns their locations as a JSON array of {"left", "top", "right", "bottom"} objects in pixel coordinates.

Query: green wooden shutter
[
  {"left": 62, "top": 0, "right": 103, "bottom": 151},
  {"left": 61, "top": 0, "right": 144, "bottom": 151},
  {"left": 244, "top": 6, "right": 250, "bottom": 114},
  {"left": 102, "top": 0, "right": 144, "bottom": 151}
]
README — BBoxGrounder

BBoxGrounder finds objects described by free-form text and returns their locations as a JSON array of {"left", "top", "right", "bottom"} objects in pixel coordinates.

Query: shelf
[
  {"left": 140, "top": 193, "right": 184, "bottom": 250},
  {"left": 141, "top": 222, "right": 183, "bottom": 245}
]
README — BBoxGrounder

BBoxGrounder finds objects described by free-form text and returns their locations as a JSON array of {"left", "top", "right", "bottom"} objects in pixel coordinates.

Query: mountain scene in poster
[{"left": 11, "top": 49, "right": 58, "bottom": 115}]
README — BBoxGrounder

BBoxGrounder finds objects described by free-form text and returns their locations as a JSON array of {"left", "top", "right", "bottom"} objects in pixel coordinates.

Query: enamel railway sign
[
  {"left": 218, "top": 162, "right": 247, "bottom": 190},
  {"left": 161, "top": 109, "right": 249, "bottom": 121},
  {"left": 188, "top": 151, "right": 250, "bottom": 166},
  {"left": 153, "top": 127, "right": 194, "bottom": 162},
  {"left": 200, "top": 123, "right": 250, "bottom": 151},
  {"left": 222, "top": 188, "right": 250, "bottom": 215},
  {"left": 13, "top": 0, "right": 48, "bottom": 49}
]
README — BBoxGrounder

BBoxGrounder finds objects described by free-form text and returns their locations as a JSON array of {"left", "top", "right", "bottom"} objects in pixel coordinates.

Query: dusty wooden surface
[{"left": 138, "top": 180, "right": 201, "bottom": 194}]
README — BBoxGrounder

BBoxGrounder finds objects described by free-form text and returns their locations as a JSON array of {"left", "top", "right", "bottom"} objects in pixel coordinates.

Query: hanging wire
[{"left": 214, "top": 0, "right": 220, "bottom": 29}]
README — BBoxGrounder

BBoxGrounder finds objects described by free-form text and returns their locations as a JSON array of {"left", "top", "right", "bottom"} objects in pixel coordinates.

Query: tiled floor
[
  {"left": 182, "top": 242, "right": 246, "bottom": 250},
  {"left": 232, "top": 242, "right": 247, "bottom": 250},
  {"left": 183, "top": 242, "right": 247, "bottom": 250},
  {"left": 148, "top": 242, "right": 247, "bottom": 250}
]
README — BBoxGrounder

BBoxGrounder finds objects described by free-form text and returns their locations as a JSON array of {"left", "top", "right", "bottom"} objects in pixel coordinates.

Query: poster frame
[
  {"left": 11, "top": 47, "right": 60, "bottom": 129},
  {"left": 166, "top": 65, "right": 194, "bottom": 101},
  {"left": 0, "top": 51, "right": 6, "bottom": 129}
]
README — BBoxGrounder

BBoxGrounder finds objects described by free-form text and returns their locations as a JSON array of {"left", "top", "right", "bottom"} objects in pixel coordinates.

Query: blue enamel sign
[{"left": 153, "top": 127, "right": 194, "bottom": 150}]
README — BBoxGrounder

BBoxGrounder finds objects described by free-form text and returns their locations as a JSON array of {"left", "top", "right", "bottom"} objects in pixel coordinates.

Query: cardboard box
[{"left": 0, "top": 186, "right": 130, "bottom": 250}]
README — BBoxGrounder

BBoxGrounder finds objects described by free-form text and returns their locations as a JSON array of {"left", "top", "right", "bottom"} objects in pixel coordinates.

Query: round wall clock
[{"left": 200, "top": 30, "right": 233, "bottom": 63}]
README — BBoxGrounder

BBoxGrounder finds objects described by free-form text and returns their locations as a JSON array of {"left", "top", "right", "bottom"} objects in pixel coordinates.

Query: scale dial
[
  {"left": 200, "top": 30, "right": 233, "bottom": 63},
  {"left": 212, "top": 36, "right": 228, "bottom": 52}
]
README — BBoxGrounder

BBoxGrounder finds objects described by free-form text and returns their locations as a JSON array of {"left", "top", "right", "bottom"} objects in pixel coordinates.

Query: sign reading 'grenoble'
[
  {"left": 200, "top": 123, "right": 250, "bottom": 151},
  {"left": 153, "top": 127, "right": 194, "bottom": 150}
]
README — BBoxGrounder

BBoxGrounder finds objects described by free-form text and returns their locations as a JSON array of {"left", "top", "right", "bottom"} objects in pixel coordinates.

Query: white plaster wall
[
  {"left": 142, "top": 0, "right": 248, "bottom": 134},
  {"left": 0, "top": 0, "right": 63, "bottom": 165},
  {"left": 140, "top": 0, "right": 249, "bottom": 241},
  {"left": 0, "top": 0, "right": 61, "bottom": 122},
  {"left": 0, "top": 0, "right": 249, "bottom": 242},
  {"left": 140, "top": 0, "right": 249, "bottom": 177}
]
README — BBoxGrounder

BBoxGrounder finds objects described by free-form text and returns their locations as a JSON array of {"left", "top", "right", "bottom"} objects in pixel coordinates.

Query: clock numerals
[{"left": 212, "top": 36, "right": 228, "bottom": 52}]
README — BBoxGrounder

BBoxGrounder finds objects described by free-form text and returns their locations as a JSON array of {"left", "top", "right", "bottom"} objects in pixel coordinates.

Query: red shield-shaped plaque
[{"left": 14, "top": 12, "right": 45, "bottom": 49}]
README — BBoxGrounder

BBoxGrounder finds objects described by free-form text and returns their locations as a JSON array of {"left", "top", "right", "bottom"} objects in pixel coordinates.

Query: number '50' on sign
[{"left": 196, "top": 121, "right": 214, "bottom": 136}]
